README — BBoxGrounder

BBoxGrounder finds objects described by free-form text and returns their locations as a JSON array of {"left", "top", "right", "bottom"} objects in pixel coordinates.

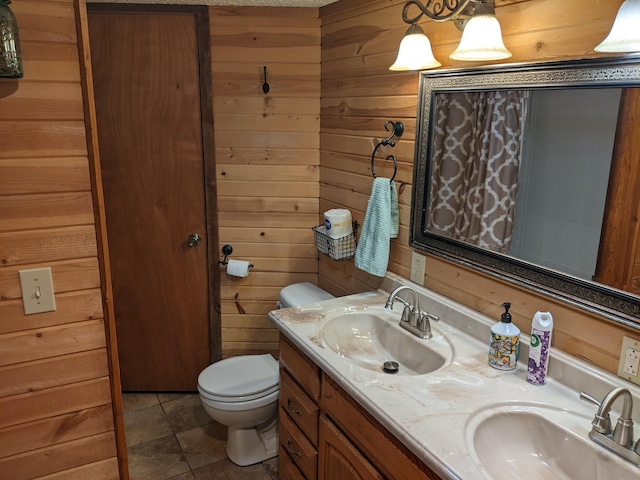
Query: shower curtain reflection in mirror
[{"left": 427, "top": 91, "right": 528, "bottom": 254}]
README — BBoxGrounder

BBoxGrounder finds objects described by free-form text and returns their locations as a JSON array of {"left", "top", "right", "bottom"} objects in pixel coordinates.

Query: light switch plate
[
  {"left": 410, "top": 251, "right": 426, "bottom": 286},
  {"left": 18, "top": 267, "right": 56, "bottom": 315},
  {"left": 617, "top": 336, "right": 640, "bottom": 386}
]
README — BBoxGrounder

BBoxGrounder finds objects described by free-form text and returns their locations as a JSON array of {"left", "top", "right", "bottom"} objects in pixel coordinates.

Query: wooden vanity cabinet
[
  {"left": 279, "top": 335, "right": 320, "bottom": 480},
  {"left": 278, "top": 333, "right": 442, "bottom": 480}
]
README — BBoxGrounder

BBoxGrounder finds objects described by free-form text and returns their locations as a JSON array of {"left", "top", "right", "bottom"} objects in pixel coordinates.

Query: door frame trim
[
  {"left": 76, "top": 1, "right": 129, "bottom": 477},
  {"left": 194, "top": 6, "right": 223, "bottom": 365}
]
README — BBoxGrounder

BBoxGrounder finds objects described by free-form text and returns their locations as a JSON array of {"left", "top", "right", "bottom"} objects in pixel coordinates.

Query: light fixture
[
  {"left": 595, "top": 0, "right": 640, "bottom": 53},
  {"left": 389, "top": 0, "right": 511, "bottom": 71},
  {"left": 389, "top": 23, "right": 441, "bottom": 71},
  {"left": 0, "top": 0, "right": 22, "bottom": 78},
  {"left": 449, "top": 14, "right": 511, "bottom": 61}
]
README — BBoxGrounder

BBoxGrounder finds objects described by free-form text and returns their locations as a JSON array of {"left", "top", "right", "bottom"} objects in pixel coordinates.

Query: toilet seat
[{"left": 197, "top": 354, "right": 279, "bottom": 403}]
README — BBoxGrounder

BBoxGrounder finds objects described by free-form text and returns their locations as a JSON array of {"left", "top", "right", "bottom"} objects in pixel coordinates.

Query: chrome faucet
[
  {"left": 384, "top": 286, "right": 439, "bottom": 339},
  {"left": 580, "top": 388, "right": 640, "bottom": 466}
]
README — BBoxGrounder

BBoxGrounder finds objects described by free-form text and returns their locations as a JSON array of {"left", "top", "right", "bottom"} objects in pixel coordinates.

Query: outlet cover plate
[
  {"left": 617, "top": 336, "right": 640, "bottom": 386},
  {"left": 410, "top": 251, "right": 426, "bottom": 286}
]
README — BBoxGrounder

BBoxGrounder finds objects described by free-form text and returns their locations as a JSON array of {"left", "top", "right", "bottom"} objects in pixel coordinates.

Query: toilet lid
[{"left": 198, "top": 354, "right": 279, "bottom": 401}]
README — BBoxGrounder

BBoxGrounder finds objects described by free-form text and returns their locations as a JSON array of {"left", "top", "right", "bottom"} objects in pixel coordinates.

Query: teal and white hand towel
[
  {"left": 355, "top": 178, "right": 400, "bottom": 277},
  {"left": 390, "top": 180, "right": 399, "bottom": 239}
]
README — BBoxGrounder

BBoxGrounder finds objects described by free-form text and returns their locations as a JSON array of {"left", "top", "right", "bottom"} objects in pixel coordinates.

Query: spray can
[{"left": 527, "top": 311, "right": 553, "bottom": 385}]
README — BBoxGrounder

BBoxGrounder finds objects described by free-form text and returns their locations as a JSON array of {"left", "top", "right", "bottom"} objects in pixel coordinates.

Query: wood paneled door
[{"left": 88, "top": 6, "right": 220, "bottom": 391}]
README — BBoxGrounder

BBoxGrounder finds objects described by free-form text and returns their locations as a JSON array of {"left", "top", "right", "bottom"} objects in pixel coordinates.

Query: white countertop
[{"left": 268, "top": 273, "right": 640, "bottom": 480}]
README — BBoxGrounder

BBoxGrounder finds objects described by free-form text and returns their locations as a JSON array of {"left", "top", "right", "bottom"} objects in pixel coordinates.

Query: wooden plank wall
[
  {"left": 210, "top": 7, "right": 321, "bottom": 358},
  {"left": 319, "top": 0, "right": 640, "bottom": 375},
  {"left": 0, "top": 0, "right": 120, "bottom": 478},
  {"left": 1, "top": 0, "right": 637, "bottom": 473}
]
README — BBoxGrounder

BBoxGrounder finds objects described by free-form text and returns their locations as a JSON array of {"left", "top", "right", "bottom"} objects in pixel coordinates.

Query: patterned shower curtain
[{"left": 427, "top": 90, "right": 528, "bottom": 253}]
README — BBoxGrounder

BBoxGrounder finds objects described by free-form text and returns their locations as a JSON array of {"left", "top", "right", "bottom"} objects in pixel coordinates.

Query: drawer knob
[
  {"left": 285, "top": 438, "right": 301, "bottom": 457},
  {"left": 287, "top": 398, "right": 302, "bottom": 416}
]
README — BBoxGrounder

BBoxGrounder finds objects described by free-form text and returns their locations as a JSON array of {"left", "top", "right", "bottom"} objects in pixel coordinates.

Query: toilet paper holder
[{"left": 218, "top": 244, "right": 254, "bottom": 268}]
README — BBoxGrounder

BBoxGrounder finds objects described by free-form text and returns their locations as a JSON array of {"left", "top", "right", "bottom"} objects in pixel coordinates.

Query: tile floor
[{"left": 122, "top": 393, "right": 278, "bottom": 480}]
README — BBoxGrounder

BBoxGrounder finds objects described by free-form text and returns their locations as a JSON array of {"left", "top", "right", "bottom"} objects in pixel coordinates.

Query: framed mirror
[{"left": 410, "top": 57, "right": 640, "bottom": 330}]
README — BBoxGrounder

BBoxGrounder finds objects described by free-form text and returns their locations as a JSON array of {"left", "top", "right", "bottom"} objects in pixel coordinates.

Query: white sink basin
[
  {"left": 320, "top": 308, "right": 452, "bottom": 375},
  {"left": 466, "top": 404, "right": 638, "bottom": 480}
]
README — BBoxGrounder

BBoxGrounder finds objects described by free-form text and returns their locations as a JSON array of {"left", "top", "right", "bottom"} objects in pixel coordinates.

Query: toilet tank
[{"left": 278, "top": 282, "right": 334, "bottom": 308}]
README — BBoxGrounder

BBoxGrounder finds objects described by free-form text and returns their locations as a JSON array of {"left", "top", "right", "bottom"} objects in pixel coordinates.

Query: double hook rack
[{"left": 371, "top": 120, "right": 403, "bottom": 183}]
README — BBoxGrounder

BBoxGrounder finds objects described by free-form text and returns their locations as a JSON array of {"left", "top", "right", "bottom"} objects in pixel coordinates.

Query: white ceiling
[{"left": 86, "top": 0, "right": 339, "bottom": 6}]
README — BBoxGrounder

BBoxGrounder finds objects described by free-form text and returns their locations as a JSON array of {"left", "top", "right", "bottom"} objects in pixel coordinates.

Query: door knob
[{"left": 187, "top": 233, "right": 202, "bottom": 248}]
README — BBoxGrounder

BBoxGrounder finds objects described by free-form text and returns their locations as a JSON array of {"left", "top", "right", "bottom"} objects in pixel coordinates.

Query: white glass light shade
[
  {"left": 449, "top": 14, "right": 512, "bottom": 61},
  {"left": 595, "top": 0, "right": 640, "bottom": 52},
  {"left": 389, "top": 24, "right": 441, "bottom": 71}
]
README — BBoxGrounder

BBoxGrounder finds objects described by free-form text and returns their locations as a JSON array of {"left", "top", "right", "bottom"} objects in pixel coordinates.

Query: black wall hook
[
  {"left": 262, "top": 66, "right": 270, "bottom": 94},
  {"left": 381, "top": 120, "right": 404, "bottom": 147},
  {"left": 371, "top": 120, "right": 403, "bottom": 182},
  {"left": 218, "top": 244, "right": 233, "bottom": 265}
]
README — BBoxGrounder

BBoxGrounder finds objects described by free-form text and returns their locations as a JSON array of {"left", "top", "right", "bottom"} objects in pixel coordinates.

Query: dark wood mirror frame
[{"left": 410, "top": 57, "right": 640, "bottom": 331}]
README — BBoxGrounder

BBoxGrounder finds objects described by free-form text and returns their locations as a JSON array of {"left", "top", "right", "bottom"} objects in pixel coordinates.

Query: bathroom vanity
[
  {"left": 278, "top": 333, "right": 439, "bottom": 480},
  {"left": 269, "top": 273, "right": 640, "bottom": 480}
]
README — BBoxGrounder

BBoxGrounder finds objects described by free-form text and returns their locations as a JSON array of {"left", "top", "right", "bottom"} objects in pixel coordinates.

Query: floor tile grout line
[{"left": 161, "top": 395, "right": 194, "bottom": 477}]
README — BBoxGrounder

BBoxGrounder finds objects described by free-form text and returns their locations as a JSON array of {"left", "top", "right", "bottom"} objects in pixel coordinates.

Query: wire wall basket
[{"left": 312, "top": 222, "right": 358, "bottom": 261}]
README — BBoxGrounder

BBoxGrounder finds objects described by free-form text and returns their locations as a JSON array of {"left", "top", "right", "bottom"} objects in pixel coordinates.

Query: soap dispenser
[{"left": 488, "top": 302, "right": 520, "bottom": 371}]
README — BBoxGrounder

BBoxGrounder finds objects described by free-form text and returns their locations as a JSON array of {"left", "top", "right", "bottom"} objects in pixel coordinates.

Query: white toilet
[{"left": 197, "top": 282, "right": 334, "bottom": 466}]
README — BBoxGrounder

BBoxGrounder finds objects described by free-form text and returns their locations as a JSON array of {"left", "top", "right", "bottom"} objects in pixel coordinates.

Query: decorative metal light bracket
[{"left": 401, "top": 0, "right": 496, "bottom": 30}]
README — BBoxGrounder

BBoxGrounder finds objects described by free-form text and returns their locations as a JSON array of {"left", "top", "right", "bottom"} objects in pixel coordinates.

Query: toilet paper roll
[
  {"left": 226, "top": 259, "right": 251, "bottom": 278},
  {"left": 324, "top": 209, "right": 353, "bottom": 239}
]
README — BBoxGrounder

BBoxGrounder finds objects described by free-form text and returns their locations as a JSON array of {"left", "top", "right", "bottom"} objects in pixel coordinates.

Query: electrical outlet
[
  {"left": 410, "top": 251, "right": 426, "bottom": 285},
  {"left": 617, "top": 336, "right": 640, "bottom": 386}
]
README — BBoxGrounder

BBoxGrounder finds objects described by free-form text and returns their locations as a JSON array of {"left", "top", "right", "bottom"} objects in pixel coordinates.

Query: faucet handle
[
  {"left": 593, "top": 412, "right": 614, "bottom": 435},
  {"left": 613, "top": 417, "right": 634, "bottom": 448},
  {"left": 580, "top": 391, "right": 612, "bottom": 434},
  {"left": 415, "top": 311, "right": 437, "bottom": 338},
  {"left": 424, "top": 312, "right": 439, "bottom": 323},
  {"left": 579, "top": 391, "right": 601, "bottom": 406}
]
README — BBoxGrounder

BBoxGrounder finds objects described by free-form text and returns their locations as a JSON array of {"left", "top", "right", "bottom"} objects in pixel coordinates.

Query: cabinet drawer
[
  {"left": 280, "top": 369, "right": 320, "bottom": 446},
  {"left": 278, "top": 445, "right": 306, "bottom": 480},
  {"left": 280, "top": 407, "right": 318, "bottom": 480},
  {"left": 279, "top": 333, "right": 321, "bottom": 402}
]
